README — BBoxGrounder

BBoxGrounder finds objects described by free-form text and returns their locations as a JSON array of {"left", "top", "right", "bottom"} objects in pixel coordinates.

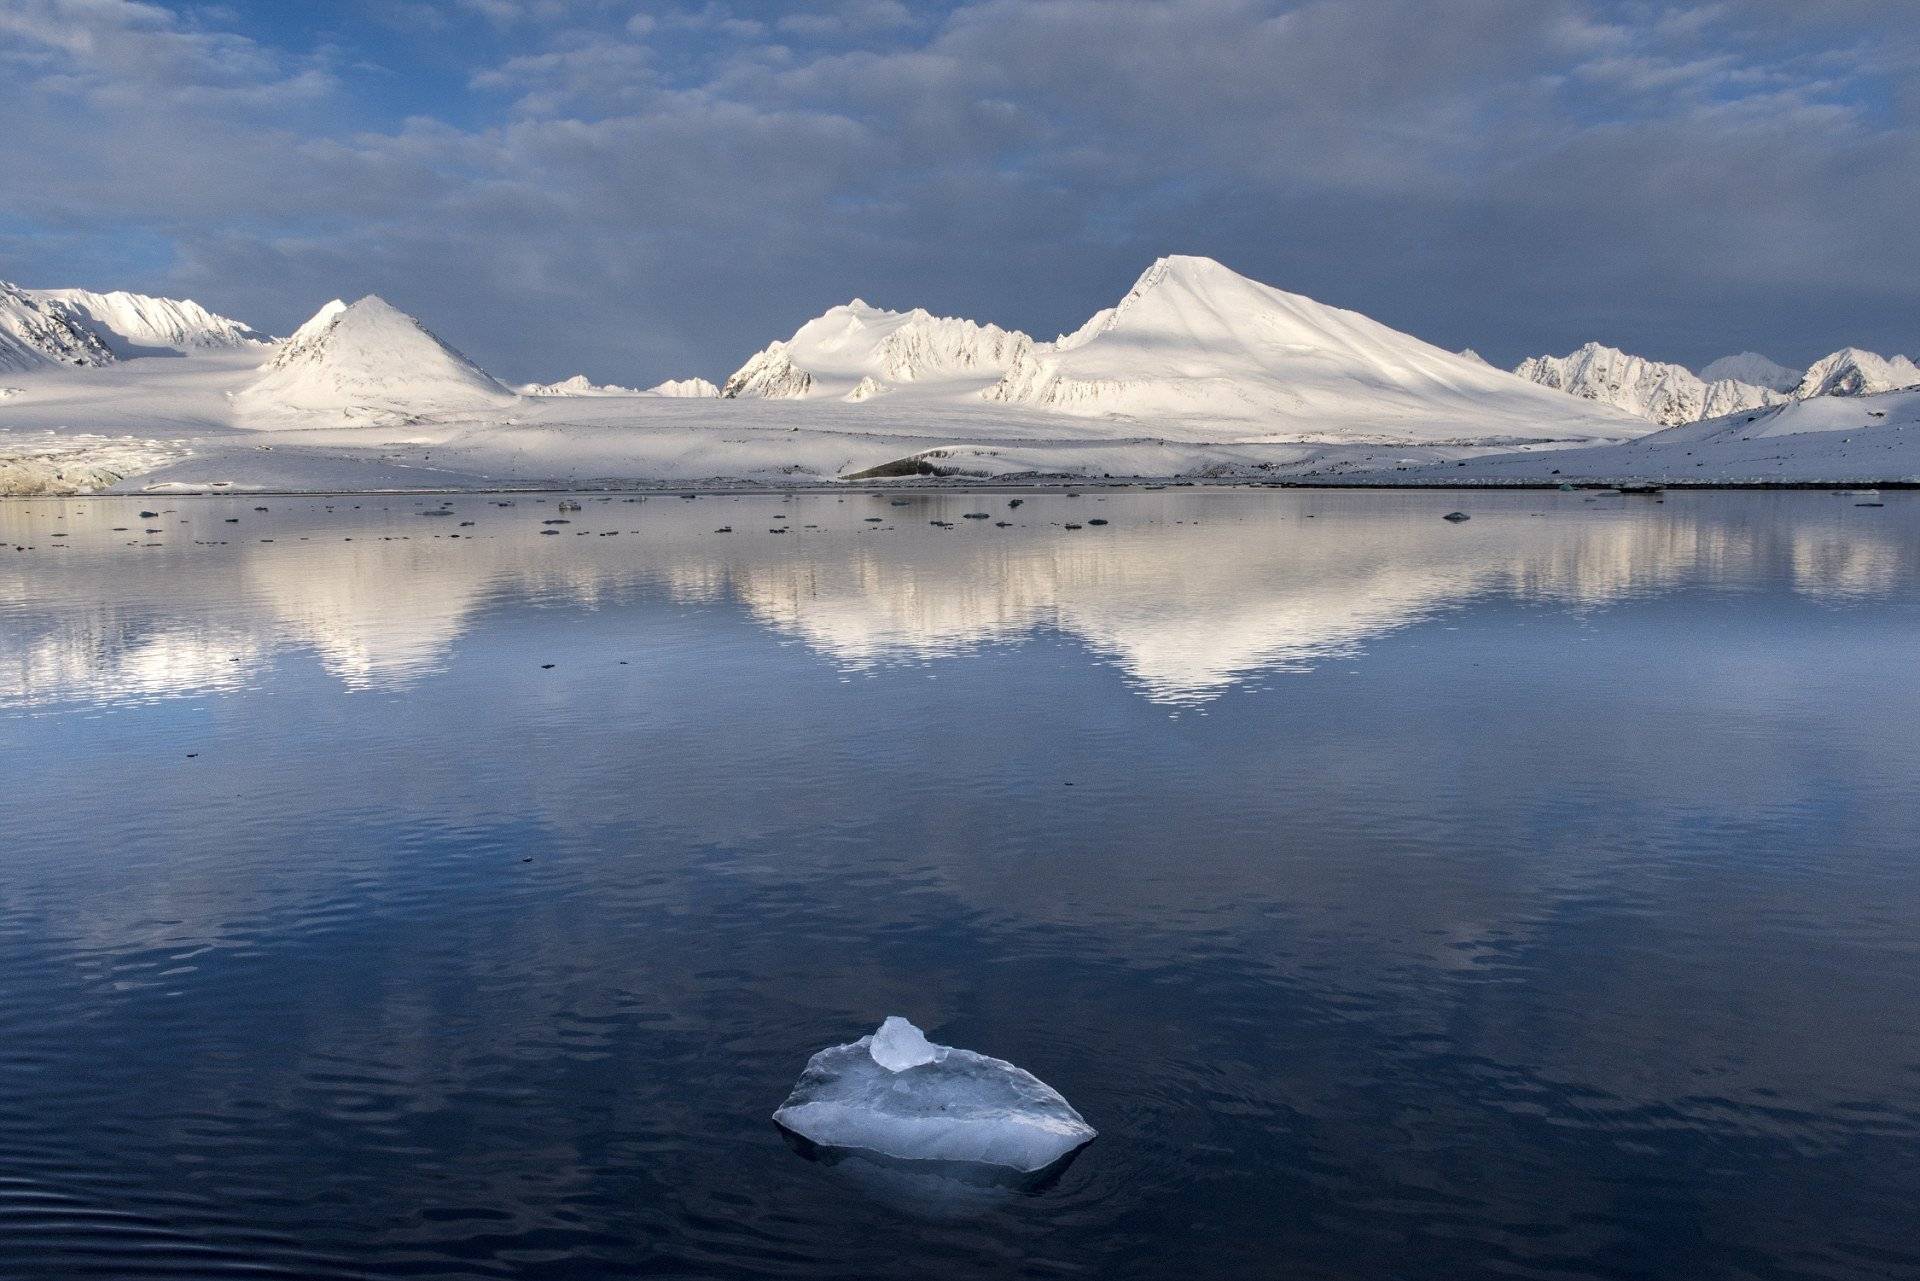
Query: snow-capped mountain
[
  {"left": 235, "top": 295, "right": 515, "bottom": 422},
  {"left": 1700, "top": 351, "right": 1802, "bottom": 393},
  {"left": 1513, "top": 342, "right": 1782, "bottom": 426},
  {"left": 520, "top": 374, "right": 643, "bottom": 396},
  {"left": 1792, "top": 348, "right": 1920, "bottom": 399},
  {"left": 27, "top": 288, "right": 266, "bottom": 356},
  {"left": 0, "top": 282, "right": 115, "bottom": 372},
  {"left": 646, "top": 377, "right": 719, "bottom": 397},
  {"left": 722, "top": 300, "right": 1032, "bottom": 399},
  {"left": 983, "top": 256, "right": 1643, "bottom": 442}
]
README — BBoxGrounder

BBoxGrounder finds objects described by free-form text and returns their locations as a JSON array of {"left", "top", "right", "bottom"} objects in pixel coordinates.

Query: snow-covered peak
[
  {"left": 0, "top": 281, "right": 116, "bottom": 372},
  {"left": 646, "top": 377, "right": 720, "bottom": 398},
  {"left": 985, "top": 256, "right": 1644, "bottom": 442},
  {"left": 1793, "top": 347, "right": 1920, "bottom": 399},
  {"left": 520, "top": 373, "right": 643, "bottom": 397},
  {"left": 237, "top": 294, "right": 514, "bottom": 423},
  {"left": 26, "top": 287, "right": 267, "bottom": 356},
  {"left": 1514, "top": 342, "right": 1781, "bottom": 426},
  {"left": 1064, "top": 254, "right": 1437, "bottom": 361},
  {"left": 722, "top": 299, "right": 1032, "bottom": 399},
  {"left": 1699, "top": 351, "right": 1801, "bottom": 393}
]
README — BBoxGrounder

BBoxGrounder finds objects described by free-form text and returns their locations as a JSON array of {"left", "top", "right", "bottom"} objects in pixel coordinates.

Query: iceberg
[{"left": 772, "top": 1018, "right": 1095, "bottom": 1173}]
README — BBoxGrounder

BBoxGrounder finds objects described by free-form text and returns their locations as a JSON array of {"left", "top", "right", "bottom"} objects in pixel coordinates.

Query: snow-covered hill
[
  {"left": 1368, "top": 387, "right": 1920, "bottom": 486},
  {"left": 27, "top": 288, "right": 266, "bottom": 356},
  {"left": 0, "top": 282, "right": 115, "bottom": 372},
  {"left": 234, "top": 295, "right": 516, "bottom": 424},
  {"left": 1792, "top": 348, "right": 1920, "bottom": 399},
  {"left": 1513, "top": 342, "right": 1782, "bottom": 426},
  {"left": 983, "top": 256, "right": 1642, "bottom": 443},
  {"left": 1700, "top": 351, "right": 1802, "bottom": 392},
  {"left": 722, "top": 301, "right": 1032, "bottom": 400}
]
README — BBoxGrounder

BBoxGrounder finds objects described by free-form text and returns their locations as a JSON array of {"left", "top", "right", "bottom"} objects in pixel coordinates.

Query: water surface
[{"left": 3, "top": 489, "right": 1917, "bottom": 1280}]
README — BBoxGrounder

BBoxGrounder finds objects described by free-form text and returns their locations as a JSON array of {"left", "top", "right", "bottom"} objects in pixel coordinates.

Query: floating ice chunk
[
  {"left": 773, "top": 1019, "right": 1095, "bottom": 1173},
  {"left": 870, "top": 1015, "right": 939, "bottom": 1071}
]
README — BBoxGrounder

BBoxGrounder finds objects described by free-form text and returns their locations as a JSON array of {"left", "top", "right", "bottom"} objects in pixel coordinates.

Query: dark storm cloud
[{"left": 1, "top": 0, "right": 1915, "bottom": 383}]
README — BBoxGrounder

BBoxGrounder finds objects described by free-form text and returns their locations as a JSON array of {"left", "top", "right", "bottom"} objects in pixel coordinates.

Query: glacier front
[{"left": 772, "top": 1018, "right": 1095, "bottom": 1173}]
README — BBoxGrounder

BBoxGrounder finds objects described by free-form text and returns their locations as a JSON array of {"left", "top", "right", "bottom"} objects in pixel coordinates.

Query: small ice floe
[{"left": 773, "top": 1017, "right": 1095, "bottom": 1174}]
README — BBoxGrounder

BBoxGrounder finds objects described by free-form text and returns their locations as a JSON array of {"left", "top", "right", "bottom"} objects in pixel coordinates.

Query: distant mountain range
[
  {"left": 0, "top": 255, "right": 1912, "bottom": 455},
  {"left": 1513, "top": 342, "right": 1919, "bottom": 425}
]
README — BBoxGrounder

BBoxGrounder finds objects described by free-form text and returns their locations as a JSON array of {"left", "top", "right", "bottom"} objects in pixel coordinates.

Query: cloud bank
[{"left": 2, "top": 0, "right": 1915, "bottom": 383}]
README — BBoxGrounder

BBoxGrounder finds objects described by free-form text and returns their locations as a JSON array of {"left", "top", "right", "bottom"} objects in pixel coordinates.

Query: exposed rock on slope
[
  {"left": 984, "top": 256, "right": 1641, "bottom": 442},
  {"left": 0, "top": 282, "right": 116, "bottom": 371},
  {"left": 722, "top": 346, "right": 813, "bottom": 399},
  {"left": 235, "top": 295, "right": 516, "bottom": 423}
]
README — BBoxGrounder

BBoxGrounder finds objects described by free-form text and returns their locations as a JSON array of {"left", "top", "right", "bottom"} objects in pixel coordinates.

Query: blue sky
[{"left": 3, "top": 0, "right": 1916, "bottom": 384}]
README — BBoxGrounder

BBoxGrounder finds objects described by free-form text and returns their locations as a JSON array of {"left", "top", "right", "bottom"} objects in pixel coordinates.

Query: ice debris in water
[{"left": 773, "top": 1018, "right": 1095, "bottom": 1173}]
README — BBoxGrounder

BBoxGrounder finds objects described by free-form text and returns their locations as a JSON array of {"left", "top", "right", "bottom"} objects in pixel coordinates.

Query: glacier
[{"left": 772, "top": 1018, "right": 1096, "bottom": 1173}]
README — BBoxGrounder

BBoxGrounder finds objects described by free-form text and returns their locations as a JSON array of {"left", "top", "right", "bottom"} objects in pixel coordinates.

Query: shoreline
[{"left": 5, "top": 477, "right": 1914, "bottom": 502}]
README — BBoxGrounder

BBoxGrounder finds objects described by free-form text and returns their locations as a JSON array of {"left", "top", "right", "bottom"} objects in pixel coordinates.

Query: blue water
[{"left": 2, "top": 488, "right": 1917, "bottom": 1280}]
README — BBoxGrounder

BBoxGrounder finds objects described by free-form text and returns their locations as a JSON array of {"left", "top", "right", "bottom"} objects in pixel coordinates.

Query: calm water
[{"left": 2, "top": 488, "right": 1917, "bottom": 1281}]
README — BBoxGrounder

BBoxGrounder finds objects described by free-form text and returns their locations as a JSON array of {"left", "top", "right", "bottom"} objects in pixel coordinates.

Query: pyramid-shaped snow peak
[
  {"left": 986, "top": 255, "right": 1647, "bottom": 443},
  {"left": 237, "top": 295, "right": 515, "bottom": 422},
  {"left": 722, "top": 299, "right": 1032, "bottom": 400}
]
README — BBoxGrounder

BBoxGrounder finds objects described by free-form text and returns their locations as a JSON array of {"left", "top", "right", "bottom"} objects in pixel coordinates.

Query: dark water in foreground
[{"left": 2, "top": 489, "right": 1918, "bottom": 1280}]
